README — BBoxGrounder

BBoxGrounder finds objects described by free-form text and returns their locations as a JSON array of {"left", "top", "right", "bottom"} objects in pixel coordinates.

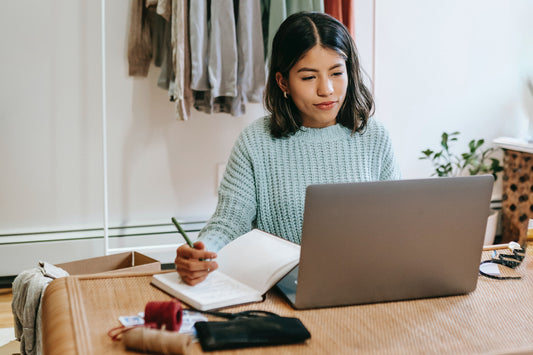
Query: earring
[{"left": 283, "top": 91, "right": 288, "bottom": 99}]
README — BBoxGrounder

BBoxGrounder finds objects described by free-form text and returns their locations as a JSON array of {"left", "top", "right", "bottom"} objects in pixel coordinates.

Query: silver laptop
[{"left": 276, "top": 176, "right": 494, "bottom": 309}]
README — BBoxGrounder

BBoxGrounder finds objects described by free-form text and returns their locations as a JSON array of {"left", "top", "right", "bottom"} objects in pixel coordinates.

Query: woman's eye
[
  {"left": 332, "top": 72, "right": 344, "bottom": 77},
  {"left": 302, "top": 76, "right": 315, "bottom": 81}
]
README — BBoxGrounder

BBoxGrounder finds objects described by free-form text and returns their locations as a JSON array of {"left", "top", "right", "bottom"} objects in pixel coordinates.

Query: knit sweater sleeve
[
  {"left": 197, "top": 129, "right": 258, "bottom": 252},
  {"left": 370, "top": 119, "right": 402, "bottom": 181}
]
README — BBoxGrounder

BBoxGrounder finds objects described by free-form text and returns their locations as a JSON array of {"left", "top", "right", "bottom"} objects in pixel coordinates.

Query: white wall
[
  {"left": 375, "top": 0, "right": 533, "bottom": 184},
  {"left": 0, "top": 0, "right": 260, "bottom": 236},
  {"left": 1, "top": 1, "right": 532, "bottom": 271},
  {"left": 1, "top": 1, "right": 102, "bottom": 233}
]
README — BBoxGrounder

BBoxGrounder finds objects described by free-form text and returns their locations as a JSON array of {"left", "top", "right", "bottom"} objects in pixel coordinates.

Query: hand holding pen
[{"left": 172, "top": 217, "right": 218, "bottom": 286}]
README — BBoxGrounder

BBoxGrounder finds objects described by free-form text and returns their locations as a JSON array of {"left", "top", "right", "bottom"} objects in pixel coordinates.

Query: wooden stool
[{"left": 501, "top": 149, "right": 533, "bottom": 244}]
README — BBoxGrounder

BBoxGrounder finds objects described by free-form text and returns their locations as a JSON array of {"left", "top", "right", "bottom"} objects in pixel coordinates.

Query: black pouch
[{"left": 194, "top": 315, "right": 311, "bottom": 351}]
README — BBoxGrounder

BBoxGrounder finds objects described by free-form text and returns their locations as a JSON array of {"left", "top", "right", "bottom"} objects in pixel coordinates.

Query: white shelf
[{"left": 493, "top": 137, "right": 533, "bottom": 155}]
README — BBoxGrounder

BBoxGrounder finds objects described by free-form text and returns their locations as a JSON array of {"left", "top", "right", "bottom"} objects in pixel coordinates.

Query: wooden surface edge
[
  {"left": 66, "top": 277, "right": 93, "bottom": 355},
  {"left": 41, "top": 278, "right": 78, "bottom": 355}
]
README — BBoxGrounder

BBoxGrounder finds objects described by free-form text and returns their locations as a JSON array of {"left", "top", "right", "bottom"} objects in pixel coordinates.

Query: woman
[{"left": 175, "top": 12, "right": 401, "bottom": 285}]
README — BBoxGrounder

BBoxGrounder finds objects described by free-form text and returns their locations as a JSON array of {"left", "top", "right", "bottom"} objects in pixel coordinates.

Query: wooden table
[{"left": 42, "top": 247, "right": 533, "bottom": 355}]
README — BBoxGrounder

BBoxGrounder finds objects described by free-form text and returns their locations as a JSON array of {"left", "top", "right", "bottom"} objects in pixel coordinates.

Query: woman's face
[{"left": 277, "top": 45, "right": 348, "bottom": 128}]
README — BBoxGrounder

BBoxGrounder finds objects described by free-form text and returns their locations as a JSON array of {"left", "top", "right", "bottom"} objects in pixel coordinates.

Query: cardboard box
[{"left": 55, "top": 251, "right": 161, "bottom": 275}]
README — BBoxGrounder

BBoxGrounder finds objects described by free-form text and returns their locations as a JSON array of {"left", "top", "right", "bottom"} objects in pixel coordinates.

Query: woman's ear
[{"left": 275, "top": 72, "right": 289, "bottom": 95}]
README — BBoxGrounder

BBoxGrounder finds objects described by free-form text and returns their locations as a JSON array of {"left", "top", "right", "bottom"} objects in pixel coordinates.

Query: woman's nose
[{"left": 317, "top": 78, "right": 333, "bottom": 96}]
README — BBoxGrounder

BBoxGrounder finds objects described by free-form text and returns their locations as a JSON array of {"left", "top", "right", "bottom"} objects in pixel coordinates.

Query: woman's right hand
[{"left": 174, "top": 241, "right": 218, "bottom": 286}]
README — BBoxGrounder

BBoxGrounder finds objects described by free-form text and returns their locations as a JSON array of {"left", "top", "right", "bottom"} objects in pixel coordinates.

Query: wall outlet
[{"left": 216, "top": 163, "right": 226, "bottom": 193}]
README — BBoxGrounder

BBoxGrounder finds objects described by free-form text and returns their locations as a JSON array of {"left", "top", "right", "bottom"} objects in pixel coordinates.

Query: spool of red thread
[{"left": 144, "top": 300, "right": 183, "bottom": 331}]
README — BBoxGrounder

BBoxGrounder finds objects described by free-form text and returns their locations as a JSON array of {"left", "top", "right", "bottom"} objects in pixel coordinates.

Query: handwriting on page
[{"left": 178, "top": 272, "right": 257, "bottom": 304}]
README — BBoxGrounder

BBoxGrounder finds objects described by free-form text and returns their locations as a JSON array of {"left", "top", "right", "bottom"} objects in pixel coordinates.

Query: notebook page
[
  {"left": 217, "top": 229, "right": 300, "bottom": 294},
  {"left": 152, "top": 271, "right": 260, "bottom": 310}
]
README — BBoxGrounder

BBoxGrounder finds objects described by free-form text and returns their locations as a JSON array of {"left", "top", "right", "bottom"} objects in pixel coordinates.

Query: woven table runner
[{"left": 42, "top": 246, "right": 533, "bottom": 355}]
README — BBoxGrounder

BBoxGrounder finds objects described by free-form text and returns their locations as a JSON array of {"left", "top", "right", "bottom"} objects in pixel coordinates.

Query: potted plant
[
  {"left": 420, "top": 131, "right": 504, "bottom": 245},
  {"left": 419, "top": 131, "right": 503, "bottom": 179}
]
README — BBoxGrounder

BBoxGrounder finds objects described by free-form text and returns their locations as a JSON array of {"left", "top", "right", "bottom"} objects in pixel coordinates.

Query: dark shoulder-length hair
[{"left": 264, "top": 11, "right": 374, "bottom": 138}]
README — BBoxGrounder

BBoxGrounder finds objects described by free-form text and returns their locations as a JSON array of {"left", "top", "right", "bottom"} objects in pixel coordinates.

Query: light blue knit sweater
[{"left": 199, "top": 116, "right": 401, "bottom": 251}]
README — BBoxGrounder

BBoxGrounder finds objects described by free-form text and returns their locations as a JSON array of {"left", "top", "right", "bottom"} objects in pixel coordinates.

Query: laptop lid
[{"left": 277, "top": 176, "right": 494, "bottom": 310}]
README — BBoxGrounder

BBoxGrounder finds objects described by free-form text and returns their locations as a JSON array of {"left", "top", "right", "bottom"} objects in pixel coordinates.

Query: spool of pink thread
[{"left": 144, "top": 300, "right": 183, "bottom": 331}]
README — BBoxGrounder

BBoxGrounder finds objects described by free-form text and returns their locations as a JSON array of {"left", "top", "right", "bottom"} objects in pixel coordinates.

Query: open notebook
[{"left": 152, "top": 229, "right": 300, "bottom": 310}]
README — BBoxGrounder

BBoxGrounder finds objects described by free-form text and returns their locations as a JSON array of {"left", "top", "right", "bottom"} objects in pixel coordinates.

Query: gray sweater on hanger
[{"left": 189, "top": 0, "right": 265, "bottom": 116}]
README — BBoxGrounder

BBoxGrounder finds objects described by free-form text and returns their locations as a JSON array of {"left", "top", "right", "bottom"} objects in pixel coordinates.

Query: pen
[{"left": 172, "top": 217, "right": 194, "bottom": 248}]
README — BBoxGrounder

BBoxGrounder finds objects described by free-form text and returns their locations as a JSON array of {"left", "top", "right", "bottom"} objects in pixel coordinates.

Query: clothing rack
[
  {"left": 100, "top": 0, "right": 192, "bottom": 256},
  {"left": 101, "top": 0, "right": 110, "bottom": 255}
]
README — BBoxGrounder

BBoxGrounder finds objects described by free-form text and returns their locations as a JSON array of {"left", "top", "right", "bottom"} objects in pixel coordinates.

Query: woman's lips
[{"left": 314, "top": 101, "right": 337, "bottom": 110}]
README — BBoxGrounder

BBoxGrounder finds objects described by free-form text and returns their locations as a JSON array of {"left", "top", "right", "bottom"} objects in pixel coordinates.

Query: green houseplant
[
  {"left": 419, "top": 131, "right": 503, "bottom": 179},
  {"left": 420, "top": 131, "right": 504, "bottom": 245}
]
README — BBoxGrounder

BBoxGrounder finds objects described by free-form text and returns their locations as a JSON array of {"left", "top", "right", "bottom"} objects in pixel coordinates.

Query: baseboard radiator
[
  {"left": 1, "top": 200, "right": 503, "bottom": 280},
  {"left": 0, "top": 221, "right": 206, "bottom": 278}
]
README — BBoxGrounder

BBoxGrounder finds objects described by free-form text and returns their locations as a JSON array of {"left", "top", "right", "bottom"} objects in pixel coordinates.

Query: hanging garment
[
  {"left": 189, "top": 0, "right": 236, "bottom": 115},
  {"left": 153, "top": 0, "right": 171, "bottom": 72},
  {"left": 189, "top": 0, "right": 210, "bottom": 91},
  {"left": 128, "top": 0, "right": 153, "bottom": 76},
  {"left": 324, "top": 0, "right": 355, "bottom": 38},
  {"left": 128, "top": 0, "right": 266, "bottom": 118},
  {"left": 263, "top": 0, "right": 324, "bottom": 63},
  {"left": 208, "top": 0, "right": 238, "bottom": 98},
  {"left": 170, "top": 0, "right": 193, "bottom": 120},
  {"left": 156, "top": 15, "right": 172, "bottom": 91},
  {"left": 156, "top": 0, "right": 171, "bottom": 20},
  {"left": 189, "top": 0, "right": 238, "bottom": 96},
  {"left": 237, "top": 0, "right": 266, "bottom": 104},
  {"left": 150, "top": 9, "right": 166, "bottom": 68},
  {"left": 189, "top": 0, "right": 265, "bottom": 117}
]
